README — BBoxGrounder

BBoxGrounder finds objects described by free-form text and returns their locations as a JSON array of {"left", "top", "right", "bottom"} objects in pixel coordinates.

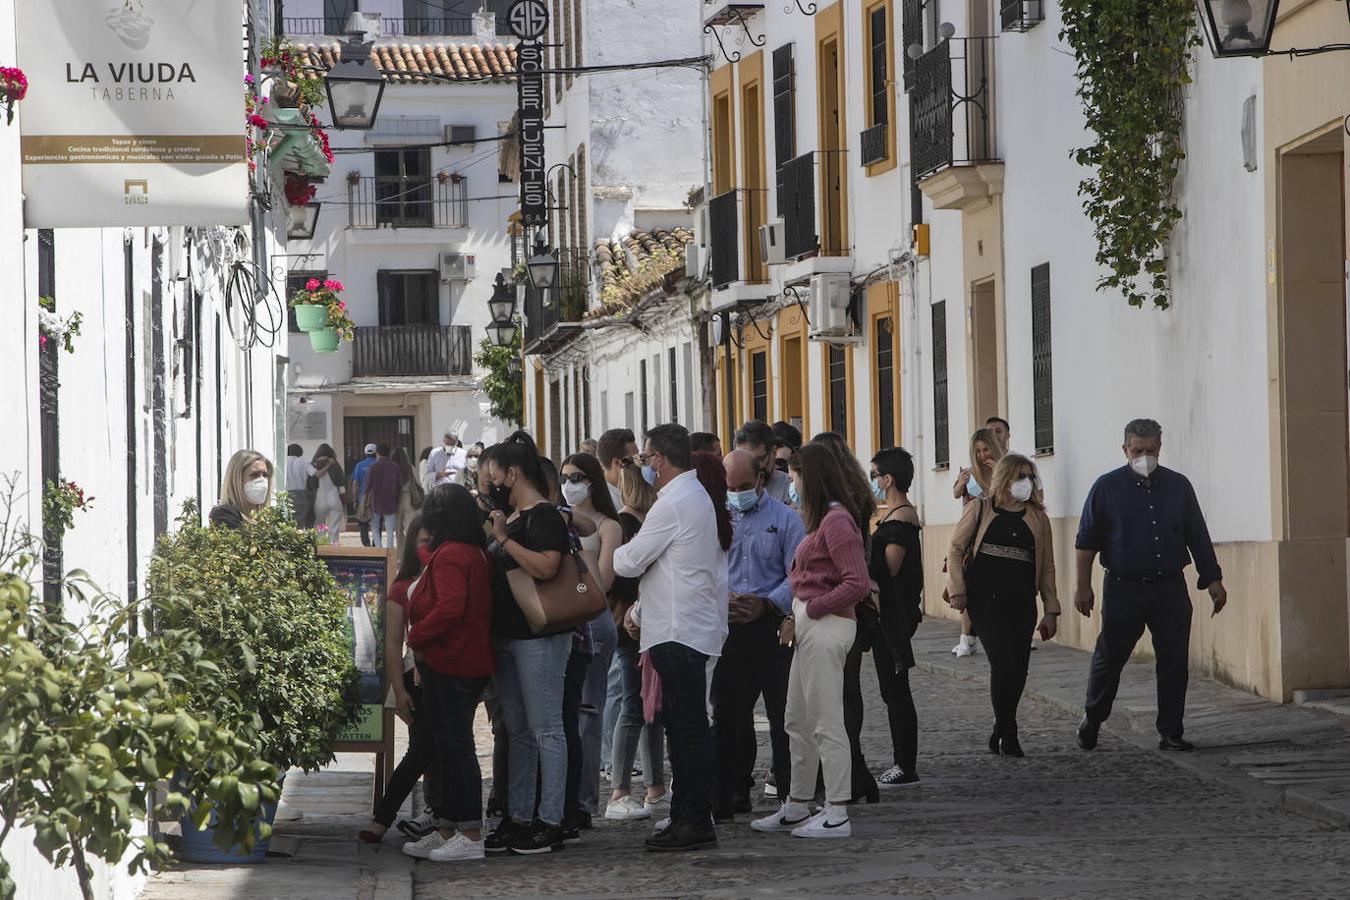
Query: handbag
[
  {"left": 505, "top": 550, "right": 606, "bottom": 635},
  {"left": 942, "top": 498, "right": 984, "bottom": 604}
]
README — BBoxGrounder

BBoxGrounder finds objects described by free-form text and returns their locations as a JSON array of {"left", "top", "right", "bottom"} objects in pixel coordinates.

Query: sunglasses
[{"left": 562, "top": 472, "right": 588, "bottom": 484}]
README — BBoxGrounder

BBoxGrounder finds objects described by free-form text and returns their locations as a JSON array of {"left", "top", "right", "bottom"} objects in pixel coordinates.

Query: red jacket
[{"left": 406, "top": 541, "right": 495, "bottom": 677}]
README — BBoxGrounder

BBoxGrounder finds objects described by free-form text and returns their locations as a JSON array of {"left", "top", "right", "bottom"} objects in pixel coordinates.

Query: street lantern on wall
[
  {"left": 1196, "top": 0, "right": 1280, "bottom": 58},
  {"left": 324, "top": 17, "right": 386, "bottom": 130},
  {"left": 526, "top": 235, "right": 560, "bottom": 290},
  {"left": 286, "top": 202, "right": 321, "bottom": 240},
  {"left": 487, "top": 272, "right": 519, "bottom": 347}
]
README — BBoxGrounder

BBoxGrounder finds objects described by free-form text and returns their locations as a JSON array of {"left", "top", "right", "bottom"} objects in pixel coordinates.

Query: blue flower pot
[
  {"left": 307, "top": 327, "right": 340, "bottom": 353},
  {"left": 176, "top": 772, "right": 284, "bottom": 864},
  {"left": 293, "top": 304, "right": 328, "bottom": 332}
]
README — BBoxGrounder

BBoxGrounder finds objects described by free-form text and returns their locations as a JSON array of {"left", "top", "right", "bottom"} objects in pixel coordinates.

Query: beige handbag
[{"left": 505, "top": 551, "right": 606, "bottom": 635}]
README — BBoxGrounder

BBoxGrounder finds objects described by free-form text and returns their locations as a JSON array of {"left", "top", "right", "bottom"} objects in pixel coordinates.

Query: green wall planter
[
  {"left": 307, "top": 328, "right": 340, "bottom": 353},
  {"left": 293, "top": 304, "right": 328, "bottom": 332}
]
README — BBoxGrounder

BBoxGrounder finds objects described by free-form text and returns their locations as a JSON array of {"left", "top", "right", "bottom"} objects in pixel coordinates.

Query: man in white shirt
[
  {"left": 284, "top": 443, "right": 313, "bottom": 527},
  {"left": 613, "top": 424, "right": 727, "bottom": 853},
  {"left": 428, "top": 430, "right": 468, "bottom": 486}
]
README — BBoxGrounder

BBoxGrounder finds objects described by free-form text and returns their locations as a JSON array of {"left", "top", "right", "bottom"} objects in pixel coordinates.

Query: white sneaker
[
  {"left": 397, "top": 807, "right": 439, "bottom": 839},
  {"left": 750, "top": 803, "right": 814, "bottom": 833},
  {"left": 954, "top": 635, "right": 979, "bottom": 658},
  {"left": 653, "top": 816, "right": 671, "bottom": 832},
  {"left": 427, "top": 832, "right": 485, "bottom": 862},
  {"left": 791, "top": 807, "right": 851, "bottom": 839},
  {"left": 604, "top": 795, "right": 651, "bottom": 820},
  {"left": 401, "top": 830, "right": 447, "bottom": 859},
  {"left": 644, "top": 792, "right": 671, "bottom": 815}
]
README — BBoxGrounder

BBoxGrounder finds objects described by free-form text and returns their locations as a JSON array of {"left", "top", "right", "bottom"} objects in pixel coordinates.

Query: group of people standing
[{"left": 207, "top": 410, "right": 1228, "bottom": 863}]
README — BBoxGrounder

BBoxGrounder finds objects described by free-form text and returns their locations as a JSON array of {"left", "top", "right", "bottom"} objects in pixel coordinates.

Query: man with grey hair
[
  {"left": 1073, "top": 418, "right": 1228, "bottom": 753},
  {"left": 428, "top": 430, "right": 467, "bottom": 486}
]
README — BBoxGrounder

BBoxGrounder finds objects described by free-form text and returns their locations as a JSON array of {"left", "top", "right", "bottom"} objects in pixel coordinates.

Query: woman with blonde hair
[
  {"left": 944, "top": 454, "right": 1059, "bottom": 758},
  {"left": 210, "top": 450, "right": 274, "bottom": 528},
  {"left": 951, "top": 428, "right": 1006, "bottom": 657}
]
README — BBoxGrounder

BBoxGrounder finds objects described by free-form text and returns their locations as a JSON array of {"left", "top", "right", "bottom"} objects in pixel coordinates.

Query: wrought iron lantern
[
  {"left": 1196, "top": 0, "right": 1280, "bottom": 58},
  {"left": 526, "top": 235, "right": 560, "bottom": 291},
  {"left": 488, "top": 273, "right": 516, "bottom": 323},
  {"left": 486, "top": 317, "right": 518, "bottom": 348},
  {"left": 324, "top": 17, "right": 385, "bottom": 129},
  {"left": 286, "top": 202, "right": 321, "bottom": 240}
]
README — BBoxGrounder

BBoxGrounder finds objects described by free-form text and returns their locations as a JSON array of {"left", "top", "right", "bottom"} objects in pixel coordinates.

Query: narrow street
[{"left": 143, "top": 623, "right": 1350, "bottom": 899}]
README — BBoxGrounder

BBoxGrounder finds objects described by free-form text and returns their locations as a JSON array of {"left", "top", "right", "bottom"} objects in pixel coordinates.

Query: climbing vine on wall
[{"left": 1060, "top": 0, "right": 1200, "bottom": 309}]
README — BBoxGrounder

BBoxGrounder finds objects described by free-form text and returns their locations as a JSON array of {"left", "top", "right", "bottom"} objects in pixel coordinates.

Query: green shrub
[{"left": 145, "top": 503, "right": 362, "bottom": 774}]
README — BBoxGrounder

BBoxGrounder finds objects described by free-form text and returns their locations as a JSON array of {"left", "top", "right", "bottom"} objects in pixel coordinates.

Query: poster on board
[
  {"left": 15, "top": 0, "right": 248, "bottom": 227},
  {"left": 318, "top": 546, "right": 392, "bottom": 745}
]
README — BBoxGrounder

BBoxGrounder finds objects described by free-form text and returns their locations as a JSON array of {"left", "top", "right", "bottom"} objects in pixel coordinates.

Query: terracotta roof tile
[
  {"left": 294, "top": 42, "right": 517, "bottom": 85},
  {"left": 588, "top": 227, "right": 695, "bottom": 319}
]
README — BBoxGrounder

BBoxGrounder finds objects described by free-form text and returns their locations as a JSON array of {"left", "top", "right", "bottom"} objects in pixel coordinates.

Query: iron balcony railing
[
  {"left": 523, "top": 284, "right": 556, "bottom": 350},
  {"left": 912, "top": 37, "right": 998, "bottom": 181},
  {"left": 860, "top": 123, "right": 888, "bottom": 167},
  {"left": 778, "top": 152, "right": 816, "bottom": 260},
  {"left": 352, "top": 324, "right": 473, "bottom": 378},
  {"left": 283, "top": 16, "right": 478, "bottom": 36},
  {"left": 709, "top": 189, "right": 739, "bottom": 289},
  {"left": 1000, "top": 1, "right": 1045, "bottom": 33},
  {"left": 347, "top": 176, "right": 468, "bottom": 229},
  {"left": 523, "top": 248, "right": 589, "bottom": 351}
]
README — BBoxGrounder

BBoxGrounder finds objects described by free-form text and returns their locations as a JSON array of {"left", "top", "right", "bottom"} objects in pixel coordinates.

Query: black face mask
[{"left": 486, "top": 481, "right": 514, "bottom": 513}]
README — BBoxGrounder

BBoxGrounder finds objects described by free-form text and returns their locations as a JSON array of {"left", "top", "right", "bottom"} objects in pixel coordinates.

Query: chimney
[{"left": 474, "top": 9, "right": 498, "bottom": 43}]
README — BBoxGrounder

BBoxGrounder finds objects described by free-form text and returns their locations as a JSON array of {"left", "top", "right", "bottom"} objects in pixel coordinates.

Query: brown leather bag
[{"left": 506, "top": 551, "right": 606, "bottom": 635}]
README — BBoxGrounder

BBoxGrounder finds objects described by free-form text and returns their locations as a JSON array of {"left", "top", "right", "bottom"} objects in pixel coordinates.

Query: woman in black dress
[
  {"left": 945, "top": 454, "right": 1060, "bottom": 757},
  {"left": 868, "top": 447, "right": 923, "bottom": 787}
]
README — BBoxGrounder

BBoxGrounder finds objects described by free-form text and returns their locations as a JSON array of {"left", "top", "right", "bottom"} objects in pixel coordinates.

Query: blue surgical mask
[
  {"left": 786, "top": 480, "right": 800, "bottom": 507},
  {"left": 871, "top": 477, "right": 887, "bottom": 501},
  {"left": 641, "top": 465, "right": 657, "bottom": 486},
  {"left": 726, "top": 489, "right": 760, "bottom": 513},
  {"left": 967, "top": 474, "right": 984, "bottom": 498}
]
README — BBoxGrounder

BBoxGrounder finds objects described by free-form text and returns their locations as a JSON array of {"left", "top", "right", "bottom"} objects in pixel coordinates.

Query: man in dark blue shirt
[
  {"left": 1073, "top": 419, "right": 1228, "bottom": 752},
  {"left": 713, "top": 449, "right": 804, "bottom": 826}
]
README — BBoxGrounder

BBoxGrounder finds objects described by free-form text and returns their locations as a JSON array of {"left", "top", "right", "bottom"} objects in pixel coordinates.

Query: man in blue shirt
[
  {"left": 350, "top": 443, "right": 377, "bottom": 547},
  {"left": 711, "top": 449, "right": 804, "bottom": 823},
  {"left": 1073, "top": 419, "right": 1228, "bottom": 752}
]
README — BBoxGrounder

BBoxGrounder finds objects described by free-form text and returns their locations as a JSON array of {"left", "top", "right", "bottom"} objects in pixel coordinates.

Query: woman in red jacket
[
  {"left": 400, "top": 484, "right": 495, "bottom": 863},
  {"left": 758, "top": 442, "right": 871, "bottom": 840}
]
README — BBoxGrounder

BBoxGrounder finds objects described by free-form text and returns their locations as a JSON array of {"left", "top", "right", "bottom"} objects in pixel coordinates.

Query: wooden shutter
[
  {"left": 1031, "top": 263, "right": 1054, "bottom": 454},
  {"left": 932, "top": 300, "right": 949, "bottom": 466}
]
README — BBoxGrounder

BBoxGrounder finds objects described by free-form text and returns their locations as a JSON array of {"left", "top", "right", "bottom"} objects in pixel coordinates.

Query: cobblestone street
[{"left": 141, "top": 623, "right": 1350, "bottom": 900}]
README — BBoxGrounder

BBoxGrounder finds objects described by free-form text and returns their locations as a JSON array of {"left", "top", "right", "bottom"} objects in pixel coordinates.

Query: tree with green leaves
[{"left": 476, "top": 333, "right": 523, "bottom": 427}]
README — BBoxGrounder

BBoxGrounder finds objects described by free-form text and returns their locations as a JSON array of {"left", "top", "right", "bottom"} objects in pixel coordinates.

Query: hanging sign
[
  {"left": 517, "top": 40, "right": 547, "bottom": 227},
  {"left": 507, "top": 0, "right": 551, "bottom": 40},
  {"left": 15, "top": 0, "right": 248, "bottom": 227}
]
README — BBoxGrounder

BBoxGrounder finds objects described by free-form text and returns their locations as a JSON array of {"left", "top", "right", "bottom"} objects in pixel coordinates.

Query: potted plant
[
  {"left": 144, "top": 504, "right": 362, "bottom": 862},
  {"left": 288, "top": 277, "right": 353, "bottom": 351}
]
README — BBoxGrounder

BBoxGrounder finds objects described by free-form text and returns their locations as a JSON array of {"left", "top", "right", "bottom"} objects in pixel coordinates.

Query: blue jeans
[
  {"left": 610, "top": 638, "right": 665, "bottom": 792},
  {"left": 578, "top": 612, "right": 617, "bottom": 814},
  {"left": 494, "top": 634, "right": 572, "bottom": 826},
  {"left": 373, "top": 512, "right": 397, "bottom": 549},
  {"left": 600, "top": 653, "right": 623, "bottom": 768}
]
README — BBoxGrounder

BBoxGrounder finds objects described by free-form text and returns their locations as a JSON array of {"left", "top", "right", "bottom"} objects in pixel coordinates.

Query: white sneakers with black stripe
[
  {"left": 750, "top": 802, "right": 814, "bottom": 833},
  {"left": 790, "top": 805, "right": 851, "bottom": 839}
]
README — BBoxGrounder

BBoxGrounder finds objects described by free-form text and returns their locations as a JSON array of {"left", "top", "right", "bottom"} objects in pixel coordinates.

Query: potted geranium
[
  {"left": 288, "top": 277, "right": 353, "bottom": 352},
  {"left": 144, "top": 504, "right": 362, "bottom": 863},
  {"left": 1, "top": 66, "right": 26, "bottom": 125}
]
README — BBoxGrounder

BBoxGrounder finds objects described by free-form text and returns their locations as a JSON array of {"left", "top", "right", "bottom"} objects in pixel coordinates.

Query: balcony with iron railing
[
  {"left": 523, "top": 248, "right": 589, "bottom": 354},
  {"left": 352, "top": 324, "right": 473, "bottom": 378},
  {"left": 912, "top": 37, "right": 1002, "bottom": 210},
  {"left": 347, "top": 176, "right": 468, "bottom": 229},
  {"left": 283, "top": 16, "right": 513, "bottom": 37},
  {"left": 999, "top": 1, "right": 1045, "bottom": 33},
  {"left": 777, "top": 150, "right": 849, "bottom": 261}
]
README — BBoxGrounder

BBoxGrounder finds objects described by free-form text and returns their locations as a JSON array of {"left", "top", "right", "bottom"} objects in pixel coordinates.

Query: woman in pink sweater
[{"left": 755, "top": 442, "right": 871, "bottom": 840}]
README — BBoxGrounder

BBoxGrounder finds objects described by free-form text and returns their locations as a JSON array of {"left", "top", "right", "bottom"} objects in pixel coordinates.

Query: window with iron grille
[
  {"left": 377, "top": 270, "right": 439, "bottom": 326},
  {"left": 583, "top": 365, "right": 592, "bottom": 438},
  {"left": 374, "top": 148, "right": 432, "bottom": 227},
  {"left": 772, "top": 44, "right": 795, "bottom": 211},
  {"left": 828, "top": 345, "right": 848, "bottom": 437},
  {"left": 286, "top": 270, "right": 326, "bottom": 333},
  {"left": 932, "top": 301, "right": 949, "bottom": 466},
  {"left": 639, "top": 359, "right": 648, "bottom": 437},
  {"left": 669, "top": 347, "right": 679, "bottom": 424},
  {"left": 901, "top": 0, "right": 921, "bottom": 91},
  {"left": 751, "top": 351, "right": 768, "bottom": 422},
  {"left": 875, "top": 315, "right": 895, "bottom": 450},
  {"left": 870, "top": 7, "right": 889, "bottom": 129},
  {"left": 1031, "top": 263, "right": 1054, "bottom": 454}
]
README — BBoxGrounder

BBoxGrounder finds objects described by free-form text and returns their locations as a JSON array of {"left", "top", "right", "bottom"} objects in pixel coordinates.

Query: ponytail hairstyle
[{"left": 494, "top": 430, "right": 549, "bottom": 497}]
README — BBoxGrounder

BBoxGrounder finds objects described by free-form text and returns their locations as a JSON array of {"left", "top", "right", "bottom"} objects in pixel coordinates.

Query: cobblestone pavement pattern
[{"left": 142, "top": 624, "right": 1350, "bottom": 900}]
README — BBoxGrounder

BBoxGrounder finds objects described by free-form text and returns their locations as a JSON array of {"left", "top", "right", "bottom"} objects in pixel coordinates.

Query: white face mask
[
  {"left": 1130, "top": 455, "right": 1159, "bottom": 478},
  {"left": 561, "top": 481, "right": 590, "bottom": 507},
  {"left": 243, "top": 476, "right": 270, "bottom": 506},
  {"left": 1009, "top": 478, "right": 1034, "bottom": 503}
]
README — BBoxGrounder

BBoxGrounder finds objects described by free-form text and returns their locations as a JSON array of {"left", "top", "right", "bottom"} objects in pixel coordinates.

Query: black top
[
  {"left": 613, "top": 511, "right": 644, "bottom": 646},
  {"left": 1075, "top": 465, "right": 1222, "bottom": 588},
  {"left": 208, "top": 504, "right": 245, "bottom": 529},
  {"left": 490, "top": 502, "right": 571, "bottom": 640},
  {"left": 971, "top": 507, "right": 1035, "bottom": 597},
  {"left": 869, "top": 514, "right": 923, "bottom": 671},
  {"left": 983, "top": 506, "right": 1035, "bottom": 552}
]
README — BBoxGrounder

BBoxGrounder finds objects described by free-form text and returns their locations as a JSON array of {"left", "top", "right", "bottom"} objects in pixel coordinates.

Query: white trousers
[
  {"left": 315, "top": 499, "right": 345, "bottom": 545},
  {"left": 785, "top": 597, "right": 856, "bottom": 804}
]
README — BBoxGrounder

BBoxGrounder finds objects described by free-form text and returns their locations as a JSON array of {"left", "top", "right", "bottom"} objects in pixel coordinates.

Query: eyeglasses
[
  {"left": 562, "top": 472, "right": 588, "bottom": 484},
  {"left": 639, "top": 452, "right": 657, "bottom": 465}
]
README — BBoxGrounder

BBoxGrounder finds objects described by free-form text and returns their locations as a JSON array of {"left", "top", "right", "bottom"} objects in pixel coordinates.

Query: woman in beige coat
[{"left": 945, "top": 454, "right": 1059, "bottom": 758}]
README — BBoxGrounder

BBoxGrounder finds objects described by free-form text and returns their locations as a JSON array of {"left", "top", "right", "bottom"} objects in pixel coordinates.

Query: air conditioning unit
[
  {"left": 445, "top": 124, "right": 477, "bottom": 145},
  {"left": 440, "top": 251, "right": 477, "bottom": 282},
  {"left": 807, "top": 273, "right": 861, "bottom": 343},
  {"left": 759, "top": 219, "right": 786, "bottom": 265},
  {"left": 685, "top": 244, "right": 701, "bottom": 279}
]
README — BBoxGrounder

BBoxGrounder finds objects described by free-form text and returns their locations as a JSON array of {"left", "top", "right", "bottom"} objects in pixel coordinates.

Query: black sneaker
[
  {"left": 509, "top": 820, "right": 565, "bottom": 855},
  {"left": 559, "top": 824, "right": 581, "bottom": 843},
  {"left": 1076, "top": 715, "right": 1100, "bottom": 751},
  {"left": 644, "top": 820, "right": 717, "bottom": 852},
  {"left": 484, "top": 817, "right": 522, "bottom": 854}
]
